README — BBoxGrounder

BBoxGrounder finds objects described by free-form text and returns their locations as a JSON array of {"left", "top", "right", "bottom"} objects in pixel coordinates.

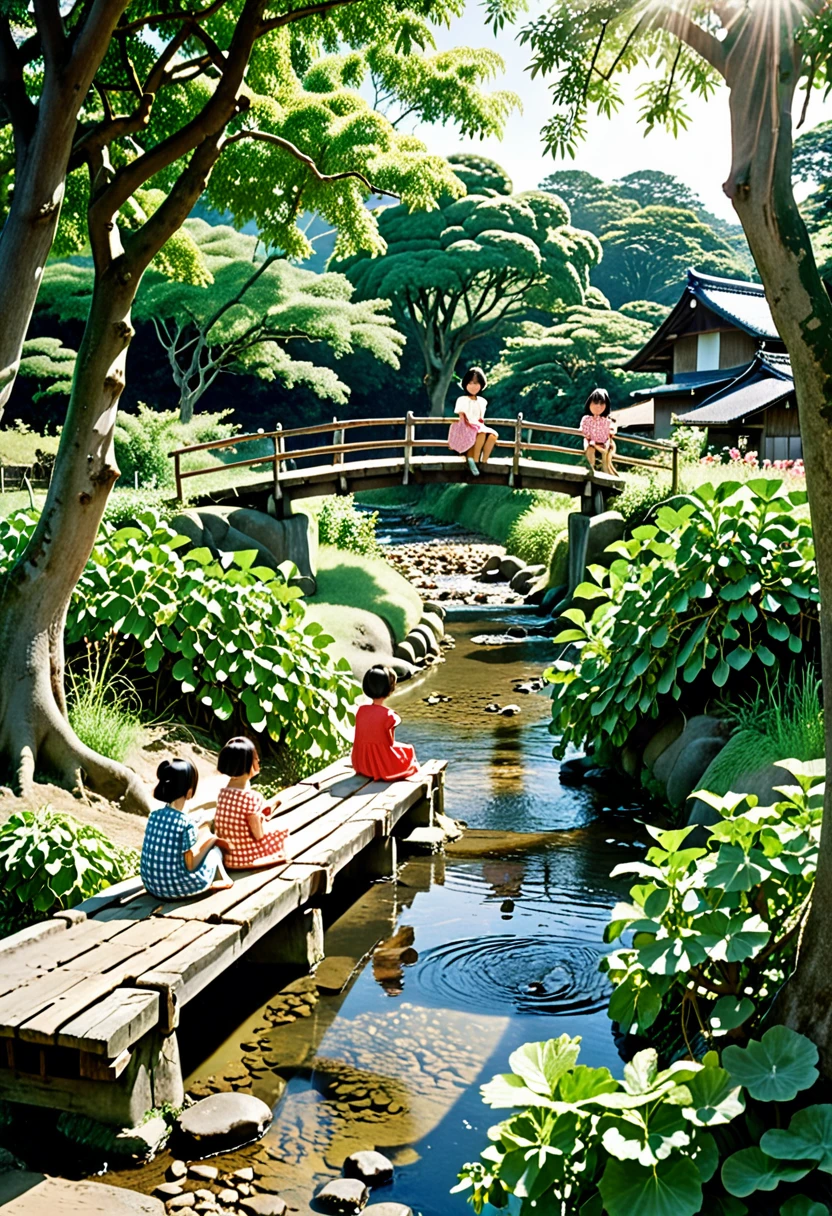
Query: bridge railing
[{"left": 169, "top": 414, "right": 678, "bottom": 501}]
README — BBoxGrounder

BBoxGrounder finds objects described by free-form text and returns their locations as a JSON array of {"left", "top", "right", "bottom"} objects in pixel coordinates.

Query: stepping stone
[
  {"left": 189, "top": 1165, "right": 219, "bottom": 1181},
  {"left": 344, "top": 1150, "right": 394, "bottom": 1187},
  {"left": 232, "top": 1168, "right": 255, "bottom": 1182},
  {"left": 156, "top": 1182, "right": 184, "bottom": 1198},
  {"left": 176, "top": 1094, "right": 272, "bottom": 1152},
  {"left": 239, "top": 1196, "right": 288, "bottom": 1216},
  {"left": 169, "top": 1162, "right": 188, "bottom": 1181},
  {"left": 316, "top": 1178, "right": 370, "bottom": 1213}
]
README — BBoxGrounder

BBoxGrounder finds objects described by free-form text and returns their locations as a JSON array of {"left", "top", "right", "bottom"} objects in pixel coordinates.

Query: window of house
[
  {"left": 697, "top": 332, "right": 720, "bottom": 370},
  {"left": 763, "top": 435, "right": 803, "bottom": 462}
]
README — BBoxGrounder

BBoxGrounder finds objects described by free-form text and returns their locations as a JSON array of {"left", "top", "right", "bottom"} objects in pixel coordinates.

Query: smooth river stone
[
  {"left": 239, "top": 1195, "right": 288, "bottom": 1216},
  {"left": 344, "top": 1150, "right": 394, "bottom": 1187},
  {"left": 316, "top": 1178, "right": 370, "bottom": 1213},
  {"left": 365, "top": 1206, "right": 414, "bottom": 1216},
  {"left": 176, "top": 1093, "right": 272, "bottom": 1150}
]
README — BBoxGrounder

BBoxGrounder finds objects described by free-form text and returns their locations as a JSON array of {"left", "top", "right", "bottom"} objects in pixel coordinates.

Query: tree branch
[
  {"left": 222, "top": 128, "right": 400, "bottom": 197},
  {"left": 0, "top": 20, "right": 37, "bottom": 151},
  {"left": 118, "top": 0, "right": 228, "bottom": 35},
  {"left": 259, "top": 0, "right": 363, "bottom": 34},
  {"left": 33, "top": 0, "right": 65, "bottom": 70},
  {"left": 648, "top": 4, "right": 727, "bottom": 76}
]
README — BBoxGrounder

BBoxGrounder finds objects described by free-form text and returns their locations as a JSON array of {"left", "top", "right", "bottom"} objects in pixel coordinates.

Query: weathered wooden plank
[
  {"left": 161, "top": 863, "right": 291, "bottom": 923},
  {"left": 0, "top": 920, "right": 66, "bottom": 958},
  {"left": 18, "top": 972, "right": 129, "bottom": 1045},
  {"left": 220, "top": 876, "right": 304, "bottom": 941},
  {"left": 73, "top": 876, "right": 146, "bottom": 918},
  {"left": 58, "top": 988, "right": 159, "bottom": 1056},
  {"left": 135, "top": 923, "right": 243, "bottom": 1028},
  {"left": 63, "top": 917, "right": 187, "bottom": 975},
  {"left": 0, "top": 968, "right": 94, "bottom": 1038},
  {"left": 300, "top": 819, "right": 379, "bottom": 877},
  {"left": 299, "top": 756, "right": 356, "bottom": 787}
]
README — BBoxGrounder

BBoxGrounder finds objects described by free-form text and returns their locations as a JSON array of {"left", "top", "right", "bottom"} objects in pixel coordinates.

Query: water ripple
[{"left": 412, "top": 934, "right": 611, "bottom": 1017}]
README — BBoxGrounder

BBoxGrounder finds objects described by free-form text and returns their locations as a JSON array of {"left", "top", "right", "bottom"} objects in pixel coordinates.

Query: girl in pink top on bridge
[{"left": 580, "top": 387, "right": 618, "bottom": 476}]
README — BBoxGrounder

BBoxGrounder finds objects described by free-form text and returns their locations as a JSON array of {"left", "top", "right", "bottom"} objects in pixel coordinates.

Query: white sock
[{"left": 467, "top": 456, "right": 480, "bottom": 475}]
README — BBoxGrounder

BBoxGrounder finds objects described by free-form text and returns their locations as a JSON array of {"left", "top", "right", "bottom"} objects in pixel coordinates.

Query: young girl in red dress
[
  {"left": 351, "top": 666, "right": 419, "bottom": 782},
  {"left": 214, "top": 737, "right": 290, "bottom": 870},
  {"left": 580, "top": 387, "right": 618, "bottom": 476}
]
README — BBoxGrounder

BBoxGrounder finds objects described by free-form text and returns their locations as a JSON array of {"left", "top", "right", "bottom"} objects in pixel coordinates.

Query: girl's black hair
[
  {"left": 584, "top": 387, "right": 611, "bottom": 417},
  {"left": 218, "top": 736, "right": 259, "bottom": 778},
  {"left": 362, "top": 665, "right": 397, "bottom": 700},
  {"left": 461, "top": 366, "right": 488, "bottom": 393},
  {"left": 154, "top": 758, "right": 198, "bottom": 804}
]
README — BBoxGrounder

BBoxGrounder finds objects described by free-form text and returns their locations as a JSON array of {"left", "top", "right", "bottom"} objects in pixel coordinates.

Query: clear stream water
[{"left": 10, "top": 517, "right": 650, "bottom": 1214}]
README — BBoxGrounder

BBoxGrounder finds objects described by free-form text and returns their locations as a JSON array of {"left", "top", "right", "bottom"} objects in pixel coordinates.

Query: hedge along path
[{"left": 0, "top": 756, "right": 445, "bottom": 1127}]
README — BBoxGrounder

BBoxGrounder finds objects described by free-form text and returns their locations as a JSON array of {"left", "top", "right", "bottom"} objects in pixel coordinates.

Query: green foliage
[
  {"left": 447, "top": 152, "right": 513, "bottom": 196},
  {"left": 0, "top": 511, "right": 359, "bottom": 759},
  {"left": 506, "top": 505, "right": 567, "bottom": 568},
  {"left": 488, "top": 301, "right": 660, "bottom": 421},
  {"left": 17, "top": 337, "right": 77, "bottom": 403},
  {"left": 0, "top": 421, "right": 60, "bottom": 467},
  {"left": 0, "top": 808, "right": 138, "bottom": 934},
  {"left": 338, "top": 178, "right": 602, "bottom": 409},
  {"left": 113, "top": 406, "right": 237, "bottom": 489},
  {"left": 547, "top": 480, "right": 818, "bottom": 756},
  {"left": 596, "top": 207, "right": 751, "bottom": 308},
  {"left": 719, "top": 668, "right": 825, "bottom": 764},
  {"left": 316, "top": 495, "right": 380, "bottom": 556},
  {"left": 102, "top": 488, "right": 178, "bottom": 528},
  {"left": 613, "top": 473, "right": 677, "bottom": 527},
  {"left": 392, "top": 484, "right": 572, "bottom": 559},
  {"left": 456, "top": 1023, "right": 832, "bottom": 1215},
  {"left": 603, "top": 759, "right": 822, "bottom": 1042},
  {"left": 675, "top": 426, "right": 708, "bottom": 466}
]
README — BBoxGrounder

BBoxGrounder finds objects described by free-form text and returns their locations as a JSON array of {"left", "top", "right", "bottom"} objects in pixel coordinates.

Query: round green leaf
[
  {"left": 723, "top": 1026, "right": 819, "bottom": 1102},
  {"left": 682, "top": 1064, "right": 745, "bottom": 1126},
  {"left": 779, "top": 1197, "right": 829, "bottom": 1216},
  {"left": 721, "top": 1147, "right": 811, "bottom": 1197},
  {"left": 761, "top": 1105, "right": 832, "bottom": 1169},
  {"left": 599, "top": 1154, "right": 702, "bottom": 1216},
  {"left": 710, "top": 996, "right": 754, "bottom": 1033}
]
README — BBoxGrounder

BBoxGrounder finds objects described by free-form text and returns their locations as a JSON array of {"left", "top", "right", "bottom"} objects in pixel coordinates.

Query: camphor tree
[
  {"left": 339, "top": 154, "right": 601, "bottom": 415},
  {"left": 512, "top": 0, "right": 832, "bottom": 1065},
  {"left": 0, "top": 3, "right": 512, "bottom": 810},
  {"left": 35, "top": 221, "right": 405, "bottom": 422},
  {"left": 488, "top": 297, "right": 664, "bottom": 421}
]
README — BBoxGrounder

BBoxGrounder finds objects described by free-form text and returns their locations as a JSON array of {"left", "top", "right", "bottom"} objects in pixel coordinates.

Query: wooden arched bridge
[{"left": 170, "top": 413, "right": 678, "bottom": 514}]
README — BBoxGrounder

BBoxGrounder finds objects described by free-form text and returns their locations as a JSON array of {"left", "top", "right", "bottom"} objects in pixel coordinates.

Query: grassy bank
[{"left": 309, "top": 545, "right": 422, "bottom": 642}]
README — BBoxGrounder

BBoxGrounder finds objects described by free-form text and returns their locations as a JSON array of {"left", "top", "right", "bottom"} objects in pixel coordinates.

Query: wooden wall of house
[{"left": 672, "top": 329, "right": 756, "bottom": 375}]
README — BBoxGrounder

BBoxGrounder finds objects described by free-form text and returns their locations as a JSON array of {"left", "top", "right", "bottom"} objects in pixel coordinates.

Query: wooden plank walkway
[{"left": 0, "top": 757, "right": 445, "bottom": 1125}]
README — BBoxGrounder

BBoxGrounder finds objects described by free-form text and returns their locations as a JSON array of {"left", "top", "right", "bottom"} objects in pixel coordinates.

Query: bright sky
[{"left": 407, "top": 2, "right": 832, "bottom": 223}]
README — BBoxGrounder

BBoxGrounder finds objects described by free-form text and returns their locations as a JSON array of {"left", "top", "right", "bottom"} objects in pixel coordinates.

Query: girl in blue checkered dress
[{"left": 140, "top": 759, "right": 233, "bottom": 900}]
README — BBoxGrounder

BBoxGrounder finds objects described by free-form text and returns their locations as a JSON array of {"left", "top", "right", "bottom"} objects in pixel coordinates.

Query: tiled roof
[
  {"left": 677, "top": 356, "right": 795, "bottom": 426},
  {"left": 631, "top": 365, "right": 751, "bottom": 398},
  {"left": 613, "top": 399, "right": 655, "bottom": 428},
  {"left": 688, "top": 270, "right": 778, "bottom": 339}
]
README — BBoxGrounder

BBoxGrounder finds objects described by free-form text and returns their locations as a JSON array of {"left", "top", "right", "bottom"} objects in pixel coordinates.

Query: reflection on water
[{"left": 99, "top": 608, "right": 644, "bottom": 1214}]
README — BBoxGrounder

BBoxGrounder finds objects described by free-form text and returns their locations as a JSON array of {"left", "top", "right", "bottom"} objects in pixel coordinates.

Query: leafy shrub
[
  {"left": 114, "top": 405, "right": 237, "bottom": 489},
  {"left": 0, "top": 808, "right": 138, "bottom": 934},
  {"left": 0, "top": 511, "right": 359, "bottom": 759},
  {"left": 506, "top": 504, "right": 566, "bottom": 566},
  {"left": 455, "top": 1025, "right": 832, "bottom": 1216},
  {"left": 103, "top": 487, "right": 178, "bottom": 527},
  {"left": 612, "top": 471, "right": 676, "bottom": 526},
  {"left": 316, "top": 495, "right": 380, "bottom": 555},
  {"left": 547, "top": 481, "right": 818, "bottom": 756},
  {"left": 673, "top": 424, "right": 707, "bottom": 465},
  {"left": 604, "top": 758, "right": 821, "bottom": 1042}
]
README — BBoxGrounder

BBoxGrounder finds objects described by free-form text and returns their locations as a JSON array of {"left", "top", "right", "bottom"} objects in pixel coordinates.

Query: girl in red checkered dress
[
  {"left": 580, "top": 387, "right": 618, "bottom": 476},
  {"left": 215, "top": 737, "right": 290, "bottom": 870}
]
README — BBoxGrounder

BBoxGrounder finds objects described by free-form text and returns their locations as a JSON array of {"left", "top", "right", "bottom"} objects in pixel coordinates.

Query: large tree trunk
[
  {"left": 722, "top": 16, "right": 832, "bottom": 1070},
  {"left": 0, "top": 91, "right": 76, "bottom": 418},
  {"left": 0, "top": 263, "right": 151, "bottom": 812}
]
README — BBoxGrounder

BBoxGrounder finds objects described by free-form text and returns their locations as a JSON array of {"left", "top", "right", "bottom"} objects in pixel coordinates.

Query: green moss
[
  {"left": 310, "top": 545, "right": 422, "bottom": 642},
  {"left": 696, "top": 730, "right": 783, "bottom": 797},
  {"left": 506, "top": 503, "right": 571, "bottom": 567},
  {"left": 547, "top": 528, "right": 570, "bottom": 587}
]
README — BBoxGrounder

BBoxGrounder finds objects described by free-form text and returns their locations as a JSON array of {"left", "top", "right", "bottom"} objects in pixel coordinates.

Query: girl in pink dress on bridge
[
  {"left": 351, "top": 665, "right": 419, "bottom": 782},
  {"left": 580, "top": 387, "right": 618, "bottom": 476},
  {"left": 447, "top": 366, "right": 499, "bottom": 477}
]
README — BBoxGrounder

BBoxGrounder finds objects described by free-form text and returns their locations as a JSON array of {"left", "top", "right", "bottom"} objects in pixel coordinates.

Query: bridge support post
[
  {"left": 403, "top": 411, "right": 414, "bottom": 485},
  {"left": 363, "top": 835, "right": 397, "bottom": 881},
  {"left": 509, "top": 412, "right": 523, "bottom": 487},
  {"left": 248, "top": 906, "right": 324, "bottom": 969}
]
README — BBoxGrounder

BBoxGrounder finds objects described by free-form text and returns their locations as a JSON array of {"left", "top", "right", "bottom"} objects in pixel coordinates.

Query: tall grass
[
  {"left": 720, "top": 667, "right": 825, "bottom": 761},
  {"left": 67, "top": 655, "right": 144, "bottom": 764}
]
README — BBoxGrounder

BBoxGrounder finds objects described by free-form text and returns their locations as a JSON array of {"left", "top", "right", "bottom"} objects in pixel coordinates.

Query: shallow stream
[{"left": 13, "top": 515, "right": 649, "bottom": 1213}]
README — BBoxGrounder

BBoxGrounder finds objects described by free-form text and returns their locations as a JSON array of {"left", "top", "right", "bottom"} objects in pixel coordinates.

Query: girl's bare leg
[
  {"left": 584, "top": 445, "right": 597, "bottom": 471},
  {"left": 479, "top": 433, "right": 497, "bottom": 465},
  {"left": 471, "top": 432, "right": 486, "bottom": 461},
  {"left": 603, "top": 442, "right": 617, "bottom": 476}
]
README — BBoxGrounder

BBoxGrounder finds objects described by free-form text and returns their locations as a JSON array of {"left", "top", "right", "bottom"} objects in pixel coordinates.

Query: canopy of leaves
[
  {"left": 548, "top": 479, "right": 818, "bottom": 757},
  {"left": 20, "top": 4, "right": 519, "bottom": 268},
  {"left": 17, "top": 338, "right": 77, "bottom": 404},
  {"left": 339, "top": 183, "right": 601, "bottom": 336},
  {"left": 488, "top": 300, "right": 661, "bottom": 423},
  {"left": 447, "top": 152, "right": 513, "bottom": 197},
  {"left": 596, "top": 206, "right": 752, "bottom": 307}
]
